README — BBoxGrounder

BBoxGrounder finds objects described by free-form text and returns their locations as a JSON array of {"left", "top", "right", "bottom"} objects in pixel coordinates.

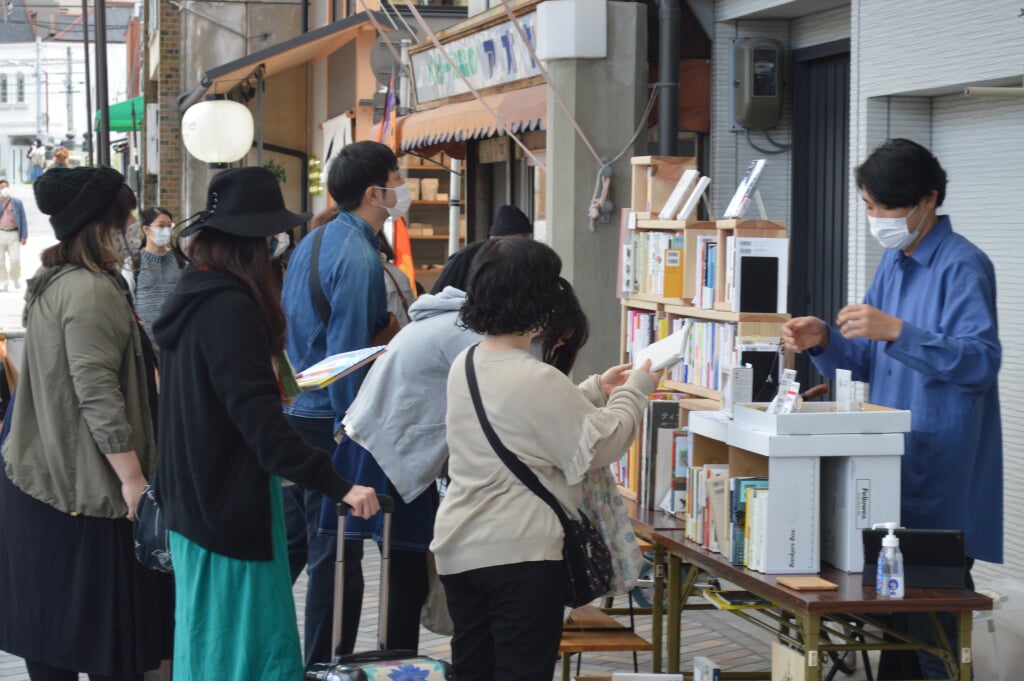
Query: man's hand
[
  {"left": 19, "top": 238, "right": 26, "bottom": 246},
  {"left": 342, "top": 485, "right": 381, "bottom": 519},
  {"left": 835, "top": 304, "right": 902, "bottom": 342},
  {"left": 782, "top": 316, "right": 830, "bottom": 353},
  {"left": 370, "top": 312, "right": 400, "bottom": 346}
]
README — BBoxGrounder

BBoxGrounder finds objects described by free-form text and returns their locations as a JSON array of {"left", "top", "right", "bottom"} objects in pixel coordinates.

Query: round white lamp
[{"left": 181, "top": 99, "right": 254, "bottom": 164}]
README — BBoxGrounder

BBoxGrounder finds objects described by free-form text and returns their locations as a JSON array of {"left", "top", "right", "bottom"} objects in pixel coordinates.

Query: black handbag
[
  {"left": 133, "top": 475, "right": 173, "bottom": 573},
  {"left": 464, "top": 345, "right": 612, "bottom": 607}
]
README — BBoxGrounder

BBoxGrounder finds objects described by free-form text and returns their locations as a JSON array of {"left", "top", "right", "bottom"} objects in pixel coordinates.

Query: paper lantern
[{"left": 181, "top": 100, "right": 254, "bottom": 164}]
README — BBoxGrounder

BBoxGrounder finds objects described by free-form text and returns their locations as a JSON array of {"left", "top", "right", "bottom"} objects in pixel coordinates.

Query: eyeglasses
[{"left": 147, "top": 222, "right": 176, "bottom": 229}]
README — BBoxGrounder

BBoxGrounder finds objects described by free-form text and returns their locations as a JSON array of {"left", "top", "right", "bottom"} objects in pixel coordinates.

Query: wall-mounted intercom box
[{"left": 729, "top": 37, "right": 784, "bottom": 131}]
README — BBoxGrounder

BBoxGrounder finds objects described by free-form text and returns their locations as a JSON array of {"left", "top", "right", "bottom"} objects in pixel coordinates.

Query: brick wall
[{"left": 157, "top": 0, "right": 182, "bottom": 217}]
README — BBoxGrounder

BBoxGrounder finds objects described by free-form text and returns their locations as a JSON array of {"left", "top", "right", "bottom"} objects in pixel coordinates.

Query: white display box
[
  {"left": 726, "top": 423, "right": 905, "bottom": 459},
  {"left": 761, "top": 455, "right": 820, "bottom": 574},
  {"left": 688, "top": 410, "right": 731, "bottom": 442},
  {"left": 733, "top": 402, "right": 911, "bottom": 436},
  {"left": 820, "top": 455, "right": 902, "bottom": 572}
]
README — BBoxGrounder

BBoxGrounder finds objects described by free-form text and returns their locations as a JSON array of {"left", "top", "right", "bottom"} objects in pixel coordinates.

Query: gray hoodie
[{"left": 343, "top": 287, "right": 482, "bottom": 503}]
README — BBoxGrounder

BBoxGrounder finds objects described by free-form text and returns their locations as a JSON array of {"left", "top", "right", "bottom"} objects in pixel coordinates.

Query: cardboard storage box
[
  {"left": 820, "top": 455, "right": 902, "bottom": 572},
  {"left": 420, "top": 178, "right": 440, "bottom": 200},
  {"left": 733, "top": 402, "right": 911, "bottom": 436}
]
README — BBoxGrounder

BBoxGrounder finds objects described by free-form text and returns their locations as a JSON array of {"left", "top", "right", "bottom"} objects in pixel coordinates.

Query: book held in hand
[{"left": 295, "top": 345, "right": 387, "bottom": 391}]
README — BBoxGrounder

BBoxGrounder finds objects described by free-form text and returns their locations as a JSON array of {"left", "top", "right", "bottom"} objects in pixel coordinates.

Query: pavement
[
  {"left": 0, "top": 180, "right": 58, "bottom": 333},
  {"left": 0, "top": 179, "right": 868, "bottom": 679}
]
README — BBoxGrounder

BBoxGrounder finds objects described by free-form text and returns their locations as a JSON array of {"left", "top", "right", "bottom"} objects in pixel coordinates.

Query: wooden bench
[{"left": 558, "top": 605, "right": 652, "bottom": 681}]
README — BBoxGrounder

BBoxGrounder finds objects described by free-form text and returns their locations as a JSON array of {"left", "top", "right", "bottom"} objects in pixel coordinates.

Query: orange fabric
[
  {"left": 376, "top": 98, "right": 416, "bottom": 291},
  {"left": 392, "top": 218, "right": 416, "bottom": 291}
]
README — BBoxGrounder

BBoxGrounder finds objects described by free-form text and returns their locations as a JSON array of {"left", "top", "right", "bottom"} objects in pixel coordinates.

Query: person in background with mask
[
  {"left": 0, "top": 178, "right": 28, "bottom": 292},
  {"left": 781, "top": 138, "right": 1001, "bottom": 680},
  {"left": 280, "top": 140, "right": 403, "bottom": 665},
  {"left": 134, "top": 207, "right": 185, "bottom": 344}
]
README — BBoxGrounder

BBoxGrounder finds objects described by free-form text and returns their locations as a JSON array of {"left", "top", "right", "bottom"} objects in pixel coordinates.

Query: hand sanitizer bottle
[{"left": 873, "top": 523, "right": 904, "bottom": 599}]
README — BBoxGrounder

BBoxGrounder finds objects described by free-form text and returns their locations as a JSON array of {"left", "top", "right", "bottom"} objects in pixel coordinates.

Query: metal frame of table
[{"left": 651, "top": 528, "right": 992, "bottom": 681}]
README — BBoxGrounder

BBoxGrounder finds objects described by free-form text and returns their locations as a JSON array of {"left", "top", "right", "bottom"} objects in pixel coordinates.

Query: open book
[{"left": 294, "top": 345, "right": 387, "bottom": 391}]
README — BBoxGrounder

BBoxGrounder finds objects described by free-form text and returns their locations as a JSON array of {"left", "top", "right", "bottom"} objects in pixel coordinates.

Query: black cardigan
[{"left": 153, "top": 268, "right": 351, "bottom": 560}]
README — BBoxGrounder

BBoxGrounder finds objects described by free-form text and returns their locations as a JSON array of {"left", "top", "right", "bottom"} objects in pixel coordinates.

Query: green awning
[{"left": 96, "top": 96, "right": 143, "bottom": 132}]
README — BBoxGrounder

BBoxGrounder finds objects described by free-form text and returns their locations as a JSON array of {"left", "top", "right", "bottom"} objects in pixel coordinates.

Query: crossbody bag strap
[
  {"left": 310, "top": 226, "right": 331, "bottom": 325},
  {"left": 382, "top": 264, "right": 410, "bottom": 314},
  {"left": 464, "top": 344, "right": 571, "bottom": 527}
]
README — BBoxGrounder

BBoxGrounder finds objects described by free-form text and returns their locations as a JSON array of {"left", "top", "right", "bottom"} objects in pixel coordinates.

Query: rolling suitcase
[{"left": 305, "top": 495, "right": 453, "bottom": 681}]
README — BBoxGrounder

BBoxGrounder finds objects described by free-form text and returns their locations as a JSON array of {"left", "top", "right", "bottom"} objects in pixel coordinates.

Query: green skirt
[{"left": 169, "top": 476, "right": 304, "bottom": 681}]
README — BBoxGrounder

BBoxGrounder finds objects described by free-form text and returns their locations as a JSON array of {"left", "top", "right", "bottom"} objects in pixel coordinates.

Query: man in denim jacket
[{"left": 281, "top": 141, "right": 403, "bottom": 665}]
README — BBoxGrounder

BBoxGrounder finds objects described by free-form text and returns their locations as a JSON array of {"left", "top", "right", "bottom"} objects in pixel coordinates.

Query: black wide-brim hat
[{"left": 178, "top": 166, "right": 311, "bottom": 239}]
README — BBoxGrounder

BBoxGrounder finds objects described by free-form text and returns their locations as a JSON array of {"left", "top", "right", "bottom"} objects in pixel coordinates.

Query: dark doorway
[{"left": 789, "top": 40, "right": 850, "bottom": 390}]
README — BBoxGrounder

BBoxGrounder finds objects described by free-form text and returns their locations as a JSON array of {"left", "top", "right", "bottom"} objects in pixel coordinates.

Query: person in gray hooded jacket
[{"left": 342, "top": 284, "right": 481, "bottom": 652}]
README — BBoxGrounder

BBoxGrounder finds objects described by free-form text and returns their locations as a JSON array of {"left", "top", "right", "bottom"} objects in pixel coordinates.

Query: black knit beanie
[
  {"left": 488, "top": 204, "right": 532, "bottom": 237},
  {"left": 34, "top": 166, "right": 126, "bottom": 241}
]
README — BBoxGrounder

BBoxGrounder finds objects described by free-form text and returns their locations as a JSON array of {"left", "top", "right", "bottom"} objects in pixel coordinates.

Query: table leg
[
  {"left": 561, "top": 652, "right": 571, "bottom": 681},
  {"left": 797, "top": 612, "right": 821, "bottom": 681},
  {"left": 652, "top": 543, "right": 665, "bottom": 673},
  {"left": 957, "top": 611, "right": 972, "bottom": 681},
  {"left": 666, "top": 553, "right": 682, "bottom": 673}
]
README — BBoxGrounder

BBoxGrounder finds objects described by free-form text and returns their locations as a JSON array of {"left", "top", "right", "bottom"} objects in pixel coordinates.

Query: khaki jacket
[{"left": 2, "top": 265, "right": 157, "bottom": 518}]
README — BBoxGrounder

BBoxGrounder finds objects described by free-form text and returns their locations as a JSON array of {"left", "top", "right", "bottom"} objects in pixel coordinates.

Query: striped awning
[{"left": 392, "top": 84, "right": 547, "bottom": 152}]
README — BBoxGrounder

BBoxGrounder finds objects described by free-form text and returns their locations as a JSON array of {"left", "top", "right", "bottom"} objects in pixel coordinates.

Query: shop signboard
[{"left": 411, "top": 12, "right": 539, "bottom": 104}]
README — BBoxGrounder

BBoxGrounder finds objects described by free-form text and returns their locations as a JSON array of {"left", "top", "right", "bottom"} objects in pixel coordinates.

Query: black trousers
[
  {"left": 441, "top": 560, "right": 565, "bottom": 681},
  {"left": 25, "top": 660, "right": 140, "bottom": 681}
]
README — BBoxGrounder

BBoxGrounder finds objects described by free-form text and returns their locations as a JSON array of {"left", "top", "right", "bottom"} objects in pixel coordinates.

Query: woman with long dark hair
[
  {"left": 0, "top": 166, "right": 173, "bottom": 681},
  {"left": 153, "top": 167, "right": 379, "bottom": 681}
]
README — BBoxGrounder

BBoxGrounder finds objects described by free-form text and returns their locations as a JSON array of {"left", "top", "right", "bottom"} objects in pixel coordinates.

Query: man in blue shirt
[
  {"left": 783, "top": 138, "right": 1001, "bottom": 679},
  {"left": 281, "top": 141, "right": 403, "bottom": 664}
]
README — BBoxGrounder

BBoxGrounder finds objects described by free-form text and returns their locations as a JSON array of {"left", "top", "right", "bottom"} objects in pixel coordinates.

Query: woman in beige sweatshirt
[{"left": 431, "top": 238, "right": 658, "bottom": 681}]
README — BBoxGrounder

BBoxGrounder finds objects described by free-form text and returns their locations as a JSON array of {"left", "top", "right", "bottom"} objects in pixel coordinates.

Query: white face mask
[
  {"left": 379, "top": 183, "right": 412, "bottom": 219},
  {"left": 0, "top": 188, "right": 9, "bottom": 199},
  {"left": 150, "top": 227, "right": 172, "bottom": 248},
  {"left": 868, "top": 203, "right": 921, "bottom": 251}
]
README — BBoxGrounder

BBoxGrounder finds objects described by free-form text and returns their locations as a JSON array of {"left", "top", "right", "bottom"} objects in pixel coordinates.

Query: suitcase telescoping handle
[{"left": 332, "top": 494, "right": 394, "bottom": 659}]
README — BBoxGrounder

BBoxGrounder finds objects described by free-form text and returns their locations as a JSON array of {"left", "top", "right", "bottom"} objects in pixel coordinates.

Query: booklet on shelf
[
  {"left": 722, "top": 159, "right": 766, "bottom": 219},
  {"left": 294, "top": 345, "right": 387, "bottom": 391}
]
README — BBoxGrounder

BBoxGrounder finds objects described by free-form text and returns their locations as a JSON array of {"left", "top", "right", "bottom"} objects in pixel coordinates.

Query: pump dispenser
[{"left": 873, "top": 522, "right": 904, "bottom": 599}]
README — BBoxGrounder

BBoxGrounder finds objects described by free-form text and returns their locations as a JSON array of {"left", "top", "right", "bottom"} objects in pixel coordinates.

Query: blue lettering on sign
[{"left": 523, "top": 25, "right": 536, "bottom": 69}]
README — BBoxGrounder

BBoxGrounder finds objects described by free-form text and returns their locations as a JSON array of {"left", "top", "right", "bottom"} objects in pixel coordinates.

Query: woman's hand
[
  {"left": 342, "top": 485, "right": 381, "bottom": 519},
  {"left": 105, "top": 451, "right": 146, "bottom": 521},
  {"left": 598, "top": 362, "right": 633, "bottom": 397},
  {"left": 121, "top": 475, "right": 146, "bottom": 521},
  {"left": 633, "top": 358, "right": 662, "bottom": 389}
]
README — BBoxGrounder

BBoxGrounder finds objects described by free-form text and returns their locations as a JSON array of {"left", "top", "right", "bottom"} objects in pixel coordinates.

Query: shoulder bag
[
  {"left": 463, "top": 344, "right": 612, "bottom": 607},
  {"left": 134, "top": 474, "right": 173, "bottom": 573}
]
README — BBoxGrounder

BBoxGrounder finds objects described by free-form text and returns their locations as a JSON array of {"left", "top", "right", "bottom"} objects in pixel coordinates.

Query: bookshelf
[
  {"left": 615, "top": 155, "right": 791, "bottom": 507},
  {"left": 402, "top": 153, "right": 465, "bottom": 290}
]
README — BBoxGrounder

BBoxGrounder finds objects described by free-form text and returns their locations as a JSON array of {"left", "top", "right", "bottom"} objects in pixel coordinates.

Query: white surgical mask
[
  {"left": 379, "top": 183, "right": 412, "bottom": 219},
  {"left": 150, "top": 227, "right": 172, "bottom": 248},
  {"left": 868, "top": 203, "right": 921, "bottom": 251}
]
